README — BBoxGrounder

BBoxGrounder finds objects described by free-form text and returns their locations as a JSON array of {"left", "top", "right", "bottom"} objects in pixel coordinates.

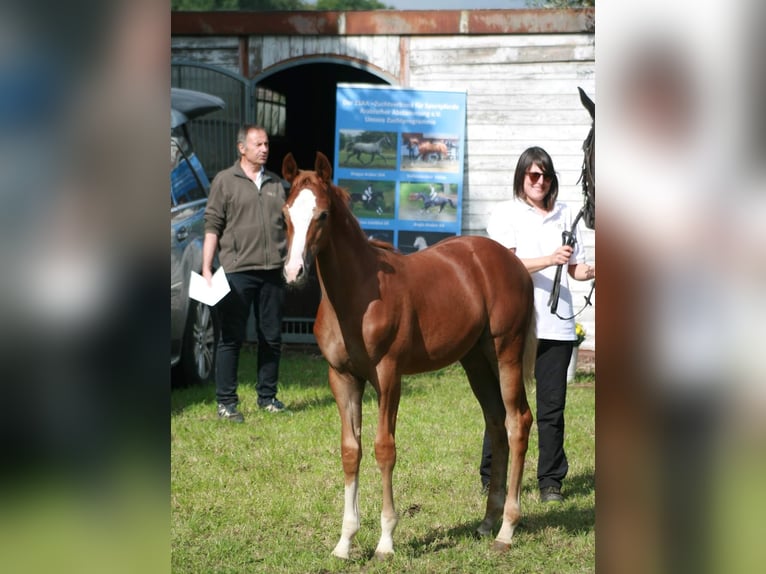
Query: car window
[
  {"left": 171, "top": 134, "right": 189, "bottom": 169},
  {"left": 171, "top": 137, "right": 210, "bottom": 208}
]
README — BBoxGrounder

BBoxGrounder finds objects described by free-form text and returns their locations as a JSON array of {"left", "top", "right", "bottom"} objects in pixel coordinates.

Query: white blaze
[{"left": 284, "top": 188, "right": 316, "bottom": 283}]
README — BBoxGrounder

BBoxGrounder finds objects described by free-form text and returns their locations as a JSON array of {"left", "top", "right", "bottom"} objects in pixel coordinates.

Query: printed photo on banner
[
  {"left": 398, "top": 182, "right": 459, "bottom": 222},
  {"left": 338, "top": 130, "right": 397, "bottom": 169},
  {"left": 339, "top": 178, "right": 396, "bottom": 219},
  {"left": 401, "top": 132, "right": 460, "bottom": 173}
]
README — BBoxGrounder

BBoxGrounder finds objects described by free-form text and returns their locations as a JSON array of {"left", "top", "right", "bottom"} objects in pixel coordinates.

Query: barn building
[{"left": 171, "top": 8, "right": 596, "bottom": 351}]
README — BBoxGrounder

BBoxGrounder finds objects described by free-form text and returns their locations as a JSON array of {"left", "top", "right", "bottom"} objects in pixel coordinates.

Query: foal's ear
[
  {"left": 282, "top": 153, "right": 299, "bottom": 183},
  {"left": 315, "top": 151, "right": 333, "bottom": 183}
]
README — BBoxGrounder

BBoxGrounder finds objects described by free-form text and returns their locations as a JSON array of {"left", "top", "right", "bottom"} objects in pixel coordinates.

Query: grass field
[{"left": 171, "top": 346, "right": 595, "bottom": 573}]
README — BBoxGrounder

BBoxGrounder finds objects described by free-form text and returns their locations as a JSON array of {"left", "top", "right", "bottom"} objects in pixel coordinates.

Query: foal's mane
[
  {"left": 369, "top": 238, "right": 397, "bottom": 252},
  {"left": 329, "top": 179, "right": 351, "bottom": 205}
]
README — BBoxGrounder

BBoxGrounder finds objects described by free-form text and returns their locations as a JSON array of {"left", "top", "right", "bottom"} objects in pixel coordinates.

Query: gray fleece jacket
[{"left": 204, "top": 161, "right": 287, "bottom": 273}]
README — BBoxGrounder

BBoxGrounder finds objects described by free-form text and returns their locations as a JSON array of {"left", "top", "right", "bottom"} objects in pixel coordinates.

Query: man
[{"left": 202, "top": 124, "right": 287, "bottom": 422}]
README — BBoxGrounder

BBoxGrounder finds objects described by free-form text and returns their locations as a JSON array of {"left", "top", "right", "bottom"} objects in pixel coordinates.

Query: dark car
[{"left": 171, "top": 88, "right": 224, "bottom": 385}]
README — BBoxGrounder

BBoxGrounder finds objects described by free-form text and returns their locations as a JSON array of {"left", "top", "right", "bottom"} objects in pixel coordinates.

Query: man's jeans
[{"left": 215, "top": 269, "right": 285, "bottom": 406}]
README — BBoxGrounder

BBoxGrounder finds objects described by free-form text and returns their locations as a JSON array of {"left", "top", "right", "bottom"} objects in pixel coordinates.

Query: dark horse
[
  {"left": 281, "top": 151, "right": 536, "bottom": 559},
  {"left": 412, "top": 191, "right": 456, "bottom": 213},
  {"left": 549, "top": 87, "right": 596, "bottom": 314}
]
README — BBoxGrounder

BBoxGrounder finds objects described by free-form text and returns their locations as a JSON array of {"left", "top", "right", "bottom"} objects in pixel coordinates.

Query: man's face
[{"left": 240, "top": 129, "right": 269, "bottom": 167}]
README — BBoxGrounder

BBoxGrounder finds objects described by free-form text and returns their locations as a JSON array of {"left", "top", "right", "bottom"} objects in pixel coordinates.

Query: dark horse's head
[{"left": 578, "top": 87, "right": 595, "bottom": 230}]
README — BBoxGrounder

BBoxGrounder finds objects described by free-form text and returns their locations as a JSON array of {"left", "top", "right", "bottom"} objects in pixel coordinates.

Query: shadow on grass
[
  {"left": 559, "top": 469, "right": 596, "bottom": 499},
  {"left": 403, "top": 470, "right": 595, "bottom": 557},
  {"left": 404, "top": 520, "right": 483, "bottom": 556}
]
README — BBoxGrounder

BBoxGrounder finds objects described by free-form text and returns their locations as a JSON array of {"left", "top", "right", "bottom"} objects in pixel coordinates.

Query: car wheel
[{"left": 180, "top": 301, "right": 219, "bottom": 385}]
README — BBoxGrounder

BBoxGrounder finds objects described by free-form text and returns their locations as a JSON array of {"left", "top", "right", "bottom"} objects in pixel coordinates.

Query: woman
[{"left": 483, "top": 146, "right": 595, "bottom": 502}]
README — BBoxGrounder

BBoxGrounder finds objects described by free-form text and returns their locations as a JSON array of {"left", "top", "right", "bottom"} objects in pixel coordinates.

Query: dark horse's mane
[{"left": 578, "top": 87, "right": 596, "bottom": 230}]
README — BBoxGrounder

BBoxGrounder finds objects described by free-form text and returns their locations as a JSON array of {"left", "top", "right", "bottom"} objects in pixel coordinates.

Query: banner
[{"left": 334, "top": 84, "right": 466, "bottom": 254}]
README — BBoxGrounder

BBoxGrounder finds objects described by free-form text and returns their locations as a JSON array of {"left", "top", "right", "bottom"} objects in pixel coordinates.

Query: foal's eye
[{"left": 317, "top": 211, "right": 329, "bottom": 222}]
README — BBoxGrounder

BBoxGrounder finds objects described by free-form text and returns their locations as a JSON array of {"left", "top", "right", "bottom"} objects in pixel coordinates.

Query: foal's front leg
[
  {"left": 372, "top": 367, "right": 401, "bottom": 559},
  {"left": 328, "top": 368, "right": 365, "bottom": 559}
]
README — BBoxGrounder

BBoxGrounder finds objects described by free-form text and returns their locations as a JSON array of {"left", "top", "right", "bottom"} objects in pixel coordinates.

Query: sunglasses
[{"left": 526, "top": 171, "right": 552, "bottom": 184}]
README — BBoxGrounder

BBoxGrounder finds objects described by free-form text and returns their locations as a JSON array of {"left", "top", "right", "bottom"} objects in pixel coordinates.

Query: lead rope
[
  {"left": 548, "top": 204, "right": 595, "bottom": 321},
  {"left": 555, "top": 280, "right": 595, "bottom": 321}
]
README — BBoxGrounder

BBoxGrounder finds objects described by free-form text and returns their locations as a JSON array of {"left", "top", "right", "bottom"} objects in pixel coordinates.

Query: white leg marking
[
  {"left": 284, "top": 189, "right": 316, "bottom": 283},
  {"left": 331, "top": 478, "right": 360, "bottom": 559},
  {"left": 374, "top": 512, "right": 398, "bottom": 556},
  {"left": 495, "top": 489, "right": 521, "bottom": 547},
  {"left": 495, "top": 519, "right": 517, "bottom": 546}
]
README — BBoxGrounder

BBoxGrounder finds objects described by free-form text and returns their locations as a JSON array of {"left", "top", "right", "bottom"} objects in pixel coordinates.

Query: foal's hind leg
[
  {"left": 493, "top": 353, "right": 533, "bottom": 551},
  {"left": 460, "top": 345, "right": 509, "bottom": 537},
  {"left": 461, "top": 339, "right": 533, "bottom": 550},
  {"left": 328, "top": 367, "right": 365, "bottom": 559}
]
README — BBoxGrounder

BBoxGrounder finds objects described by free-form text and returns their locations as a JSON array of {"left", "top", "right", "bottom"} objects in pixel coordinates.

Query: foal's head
[{"left": 281, "top": 151, "right": 336, "bottom": 286}]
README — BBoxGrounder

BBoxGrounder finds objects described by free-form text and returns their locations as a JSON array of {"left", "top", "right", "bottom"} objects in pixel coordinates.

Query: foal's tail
[{"left": 522, "top": 311, "right": 538, "bottom": 389}]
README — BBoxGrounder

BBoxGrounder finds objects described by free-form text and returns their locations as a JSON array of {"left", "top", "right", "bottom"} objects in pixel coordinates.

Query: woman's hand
[{"left": 550, "top": 245, "right": 574, "bottom": 266}]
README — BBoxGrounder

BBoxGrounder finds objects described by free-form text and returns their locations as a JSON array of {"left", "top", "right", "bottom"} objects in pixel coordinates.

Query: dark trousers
[
  {"left": 215, "top": 269, "right": 285, "bottom": 406},
  {"left": 480, "top": 339, "right": 573, "bottom": 490}
]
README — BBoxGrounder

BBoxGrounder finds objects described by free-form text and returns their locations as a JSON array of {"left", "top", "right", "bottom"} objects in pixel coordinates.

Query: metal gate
[
  {"left": 171, "top": 61, "right": 315, "bottom": 344},
  {"left": 171, "top": 61, "right": 252, "bottom": 179},
  {"left": 172, "top": 61, "right": 289, "bottom": 179}
]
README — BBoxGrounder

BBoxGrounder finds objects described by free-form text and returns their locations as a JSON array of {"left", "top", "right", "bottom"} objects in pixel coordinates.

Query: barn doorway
[{"left": 257, "top": 61, "right": 392, "bottom": 175}]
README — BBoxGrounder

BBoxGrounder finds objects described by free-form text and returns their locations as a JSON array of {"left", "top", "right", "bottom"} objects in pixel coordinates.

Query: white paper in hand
[{"left": 189, "top": 267, "right": 230, "bottom": 306}]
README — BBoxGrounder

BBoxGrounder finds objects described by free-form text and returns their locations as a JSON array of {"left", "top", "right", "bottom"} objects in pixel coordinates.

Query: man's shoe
[
  {"left": 258, "top": 397, "right": 286, "bottom": 413},
  {"left": 217, "top": 402, "right": 244, "bottom": 423},
  {"left": 540, "top": 485, "right": 564, "bottom": 503}
]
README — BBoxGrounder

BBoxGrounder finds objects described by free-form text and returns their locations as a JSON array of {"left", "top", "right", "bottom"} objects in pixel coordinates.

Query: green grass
[{"left": 172, "top": 347, "right": 595, "bottom": 573}]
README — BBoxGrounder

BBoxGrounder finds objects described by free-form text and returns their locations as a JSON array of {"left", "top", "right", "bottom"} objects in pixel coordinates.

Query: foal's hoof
[
  {"left": 331, "top": 546, "right": 350, "bottom": 560},
  {"left": 490, "top": 540, "right": 511, "bottom": 553},
  {"left": 373, "top": 551, "right": 394, "bottom": 561}
]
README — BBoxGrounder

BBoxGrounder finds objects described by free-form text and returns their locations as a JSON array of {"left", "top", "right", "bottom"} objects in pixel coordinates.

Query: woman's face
[{"left": 523, "top": 161, "right": 552, "bottom": 206}]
